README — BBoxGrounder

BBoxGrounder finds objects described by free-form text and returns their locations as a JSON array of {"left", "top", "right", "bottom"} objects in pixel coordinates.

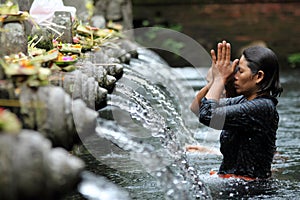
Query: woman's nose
[{"left": 234, "top": 74, "right": 238, "bottom": 80}]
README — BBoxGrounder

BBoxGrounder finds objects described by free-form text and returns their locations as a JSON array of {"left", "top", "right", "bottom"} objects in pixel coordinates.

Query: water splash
[
  {"left": 78, "top": 171, "right": 131, "bottom": 200},
  {"left": 128, "top": 48, "right": 201, "bottom": 129},
  {"left": 95, "top": 119, "right": 211, "bottom": 200},
  {"left": 93, "top": 49, "right": 212, "bottom": 199}
]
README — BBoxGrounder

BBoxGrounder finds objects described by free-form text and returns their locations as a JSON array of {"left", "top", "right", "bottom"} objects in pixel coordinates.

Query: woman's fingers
[
  {"left": 221, "top": 40, "right": 227, "bottom": 61},
  {"left": 210, "top": 49, "right": 216, "bottom": 64},
  {"left": 217, "top": 42, "right": 222, "bottom": 62},
  {"left": 213, "top": 40, "right": 238, "bottom": 82},
  {"left": 216, "top": 40, "right": 229, "bottom": 62},
  {"left": 232, "top": 58, "right": 239, "bottom": 71},
  {"left": 225, "top": 43, "right": 231, "bottom": 63}
]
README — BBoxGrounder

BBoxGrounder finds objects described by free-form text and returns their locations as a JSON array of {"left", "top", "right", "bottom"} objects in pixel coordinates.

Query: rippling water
[{"left": 66, "top": 50, "right": 300, "bottom": 200}]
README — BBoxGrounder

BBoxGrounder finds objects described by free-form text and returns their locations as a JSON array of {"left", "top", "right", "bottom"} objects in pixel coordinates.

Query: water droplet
[
  {"left": 188, "top": 166, "right": 194, "bottom": 171},
  {"left": 166, "top": 189, "right": 174, "bottom": 196},
  {"left": 197, "top": 181, "right": 203, "bottom": 186}
]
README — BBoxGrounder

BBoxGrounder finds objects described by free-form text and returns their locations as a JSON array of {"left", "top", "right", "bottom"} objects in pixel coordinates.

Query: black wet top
[{"left": 199, "top": 95, "right": 279, "bottom": 179}]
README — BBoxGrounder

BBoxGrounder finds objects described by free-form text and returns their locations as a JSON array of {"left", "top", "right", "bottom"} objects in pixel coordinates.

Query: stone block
[
  {"left": 52, "top": 11, "right": 73, "bottom": 43},
  {"left": 0, "top": 22, "right": 27, "bottom": 57}
]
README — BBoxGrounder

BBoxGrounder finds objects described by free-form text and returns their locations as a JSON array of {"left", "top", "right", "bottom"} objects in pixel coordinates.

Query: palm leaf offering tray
[
  {"left": 0, "top": 1, "right": 125, "bottom": 87},
  {"left": 76, "top": 25, "right": 116, "bottom": 37},
  {"left": 28, "top": 40, "right": 79, "bottom": 70},
  {"left": 1, "top": 49, "right": 77, "bottom": 86},
  {"left": 56, "top": 43, "right": 82, "bottom": 54},
  {"left": 2, "top": 59, "right": 39, "bottom": 76},
  {"left": 74, "top": 24, "right": 123, "bottom": 50},
  {"left": 31, "top": 49, "right": 59, "bottom": 63},
  {"left": 0, "top": 1, "right": 29, "bottom": 23},
  {"left": 54, "top": 52, "right": 78, "bottom": 67},
  {"left": 1, "top": 53, "right": 51, "bottom": 87},
  {"left": 0, "top": 11, "right": 29, "bottom": 23},
  {"left": 106, "top": 21, "right": 123, "bottom": 31},
  {"left": 0, "top": 1, "right": 19, "bottom": 15}
]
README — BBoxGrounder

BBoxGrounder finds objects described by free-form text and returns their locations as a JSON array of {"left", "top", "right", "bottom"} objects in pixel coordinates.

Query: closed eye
[{"left": 234, "top": 66, "right": 240, "bottom": 74}]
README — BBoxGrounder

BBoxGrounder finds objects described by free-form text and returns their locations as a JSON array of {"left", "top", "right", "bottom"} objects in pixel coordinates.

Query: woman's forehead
[
  {"left": 239, "top": 55, "right": 246, "bottom": 63},
  {"left": 238, "top": 56, "right": 248, "bottom": 65}
]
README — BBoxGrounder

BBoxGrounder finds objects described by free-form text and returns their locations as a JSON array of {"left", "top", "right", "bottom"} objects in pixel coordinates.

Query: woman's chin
[{"left": 235, "top": 90, "right": 241, "bottom": 95}]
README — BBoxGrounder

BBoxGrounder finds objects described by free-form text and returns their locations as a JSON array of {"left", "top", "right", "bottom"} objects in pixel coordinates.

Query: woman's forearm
[
  {"left": 205, "top": 78, "right": 225, "bottom": 101},
  {"left": 190, "top": 83, "right": 211, "bottom": 115}
]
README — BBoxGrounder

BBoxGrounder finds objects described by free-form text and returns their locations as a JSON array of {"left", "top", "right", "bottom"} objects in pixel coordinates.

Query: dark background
[{"left": 131, "top": 0, "right": 300, "bottom": 68}]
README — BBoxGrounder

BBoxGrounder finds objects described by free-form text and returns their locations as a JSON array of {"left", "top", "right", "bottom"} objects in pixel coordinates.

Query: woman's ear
[{"left": 256, "top": 70, "right": 264, "bottom": 84}]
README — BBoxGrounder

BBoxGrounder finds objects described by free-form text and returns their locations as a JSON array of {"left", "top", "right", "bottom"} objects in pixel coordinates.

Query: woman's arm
[
  {"left": 190, "top": 82, "right": 212, "bottom": 115},
  {"left": 199, "top": 97, "right": 275, "bottom": 131}
]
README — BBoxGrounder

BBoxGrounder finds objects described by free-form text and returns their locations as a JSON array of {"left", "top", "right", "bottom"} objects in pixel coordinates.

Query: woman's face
[{"left": 234, "top": 55, "right": 259, "bottom": 100}]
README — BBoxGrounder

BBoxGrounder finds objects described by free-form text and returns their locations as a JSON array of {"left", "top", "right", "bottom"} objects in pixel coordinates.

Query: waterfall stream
[{"left": 73, "top": 48, "right": 212, "bottom": 200}]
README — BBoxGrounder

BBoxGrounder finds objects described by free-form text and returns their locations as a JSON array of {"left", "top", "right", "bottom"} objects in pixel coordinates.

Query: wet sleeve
[{"left": 199, "top": 97, "right": 275, "bottom": 131}]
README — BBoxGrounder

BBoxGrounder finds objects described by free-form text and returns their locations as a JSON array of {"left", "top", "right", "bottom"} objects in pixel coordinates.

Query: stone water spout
[
  {"left": 50, "top": 69, "right": 108, "bottom": 109},
  {"left": 76, "top": 61, "right": 122, "bottom": 90},
  {"left": 0, "top": 129, "right": 85, "bottom": 200},
  {"left": 19, "top": 86, "right": 98, "bottom": 150},
  {"left": 49, "top": 60, "right": 124, "bottom": 109}
]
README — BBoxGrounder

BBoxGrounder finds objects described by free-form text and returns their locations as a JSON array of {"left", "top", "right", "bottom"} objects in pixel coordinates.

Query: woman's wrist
[
  {"left": 213, "top": 76, "right": 226, "bottom": 85},
  {"left": 206, "top": 79, "right": 225, "bottom": 100},
  {"left": 207, "top": 80, "right": 213, "bottom": 89}
]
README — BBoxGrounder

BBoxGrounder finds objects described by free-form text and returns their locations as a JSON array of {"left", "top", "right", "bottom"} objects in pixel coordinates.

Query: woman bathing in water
[{"left": 188, "top": 41, "right": 282, "bottom": 180}]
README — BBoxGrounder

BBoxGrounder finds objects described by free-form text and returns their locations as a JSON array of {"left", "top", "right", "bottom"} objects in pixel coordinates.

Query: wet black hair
[{"left": 242, "top": 46, "right": 283, "bottom": 97}]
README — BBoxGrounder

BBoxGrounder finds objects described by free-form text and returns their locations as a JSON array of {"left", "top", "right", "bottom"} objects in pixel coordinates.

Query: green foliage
[
  {"left": 136, "top": 24, "right": 185, "bottom": 60},
  {"left": 162, "top": 38, "right": 184, "bottom": 56},
  {"left": 288, "top": 53, "right": 300, "bottom": 68}
]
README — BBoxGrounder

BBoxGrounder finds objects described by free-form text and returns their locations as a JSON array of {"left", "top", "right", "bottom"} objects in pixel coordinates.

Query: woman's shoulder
[
  {"left": 243, "top": 95, "right": 278, "bottom": 115},
  {"left": 252, "top": 95, "right": 278, "bottom": 106},
  {"left": 221, "top": 95, "right": 246, "bottom": 105}
]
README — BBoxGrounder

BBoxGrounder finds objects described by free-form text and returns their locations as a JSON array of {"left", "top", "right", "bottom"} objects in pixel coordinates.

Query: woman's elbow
[
  {"left": 199, "top": 114, "right": 224, "bottom": 130},
  {"left": 190, "top": 103, "right": 199, "bottom": 116},
  {"left": 199, "top": 115, "right": 209, "bottom": 126}
]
